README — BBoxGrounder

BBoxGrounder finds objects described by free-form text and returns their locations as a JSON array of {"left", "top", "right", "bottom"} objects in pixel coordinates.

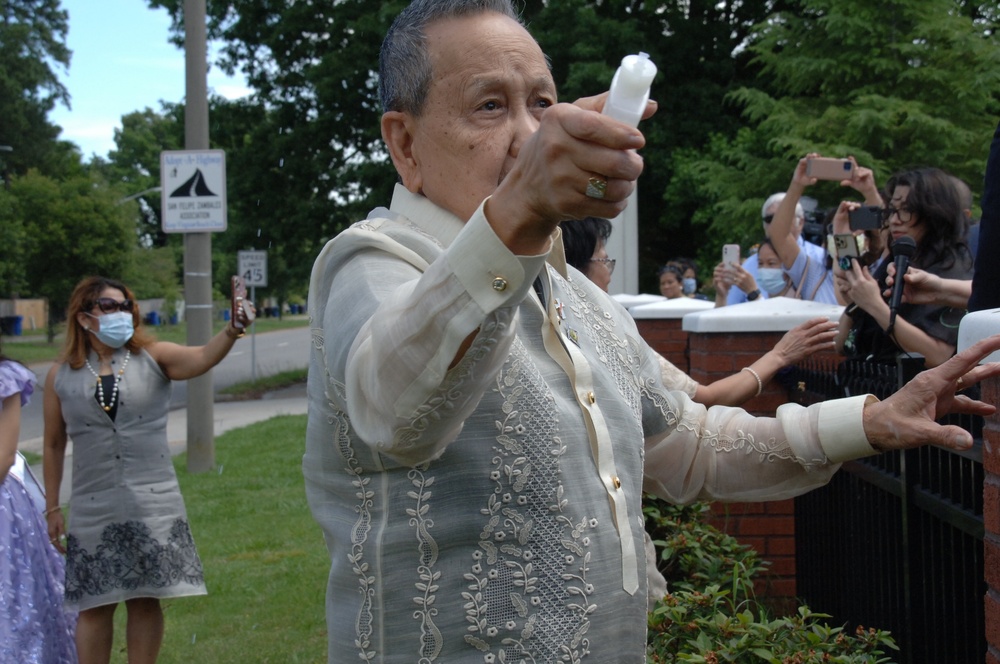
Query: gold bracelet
[
  {"left": 224, "top": 324, "right": 246, "bottom": 340},
  {"left": 741, "top": 366, "right": 763, "bottom": 397},
  {"left": 44, "top": 505, "right": 62, "bottom": 517}
]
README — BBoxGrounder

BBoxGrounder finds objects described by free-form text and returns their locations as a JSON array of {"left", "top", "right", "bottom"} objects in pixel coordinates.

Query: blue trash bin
[
  {"left": 2, "top": 316, "right": 24, "bottom": 336},
  {"left": 146, "top": 311, "right": 160, "bottom": 326}
]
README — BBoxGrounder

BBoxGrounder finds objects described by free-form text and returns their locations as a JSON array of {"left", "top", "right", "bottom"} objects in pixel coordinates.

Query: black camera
[{"left": 848, "top": 205, "right": 883, "bottom": 231}]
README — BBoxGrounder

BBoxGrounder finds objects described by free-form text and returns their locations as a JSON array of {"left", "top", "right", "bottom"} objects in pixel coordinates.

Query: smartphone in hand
[
  {"left": 806, "top": 157, "right": 854, "bottom": 181},
  {"left": 231, "top": 275, "right": 247, "bottom": 329},
  {"left": 722, "top": 244, "right": 740, "bottom": 268},
  {"left": 833, "top": 233, "right": 860, "bottom": 270}
]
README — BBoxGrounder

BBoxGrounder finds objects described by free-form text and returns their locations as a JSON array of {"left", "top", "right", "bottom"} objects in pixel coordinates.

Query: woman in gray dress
[{"left": 42, "top": 276, "right": 252, "bottom": 664}]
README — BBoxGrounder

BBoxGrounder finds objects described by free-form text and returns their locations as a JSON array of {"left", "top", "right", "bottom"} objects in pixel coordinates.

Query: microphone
[{"left": 887, "top": 235, "right": 917, "bottom": 335}]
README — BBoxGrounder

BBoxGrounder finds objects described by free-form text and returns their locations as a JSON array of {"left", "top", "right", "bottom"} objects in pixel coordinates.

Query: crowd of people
[{"left": 3, "top": 1, "right": 999, "bottom": 662}]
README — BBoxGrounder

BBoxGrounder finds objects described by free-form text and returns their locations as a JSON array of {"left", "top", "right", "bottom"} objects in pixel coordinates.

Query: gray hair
[
  {"left": 761, "top": 192, "right": 804, "bottom": 224},
  {"left": 379, "top": 0, "right": 522, "bottom": 116}
]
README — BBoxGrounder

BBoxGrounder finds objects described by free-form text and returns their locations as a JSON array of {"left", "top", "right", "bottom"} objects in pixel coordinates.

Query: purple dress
[{"left": 0, "top": 360, "right": 78, "bottom": 663}]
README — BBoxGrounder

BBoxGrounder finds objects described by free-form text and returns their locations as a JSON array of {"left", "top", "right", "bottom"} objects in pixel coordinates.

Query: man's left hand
[{"left": 863, "top": 334, "right": 1000, "bottom": 452}]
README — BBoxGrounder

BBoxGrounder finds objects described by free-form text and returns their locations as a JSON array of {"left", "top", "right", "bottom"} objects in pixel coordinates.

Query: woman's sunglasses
[{"left": 90, "top": 297, "right": 134, "bottom": 314}]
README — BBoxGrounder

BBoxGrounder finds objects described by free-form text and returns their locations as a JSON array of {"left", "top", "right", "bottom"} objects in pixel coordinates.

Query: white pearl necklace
[{"left": 85, "top": 350, "right": 130, "bottom": 412}]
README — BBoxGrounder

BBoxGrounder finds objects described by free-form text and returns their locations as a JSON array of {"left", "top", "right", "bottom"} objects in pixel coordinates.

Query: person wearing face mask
[
  {"left": 713, "top": 240, "right": 794, "bottom": 306},
  {"left": 668, "top": 258, "right": 709, "bottom": 300},
  {"left": 42, "top": 276, "right": 254, "bottom": 664}
]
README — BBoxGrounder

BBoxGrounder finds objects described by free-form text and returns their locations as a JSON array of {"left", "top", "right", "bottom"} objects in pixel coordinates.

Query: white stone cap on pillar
[
  {"left": 612, "top": 293, "right": 667, "bottom": 311},
  {"left": 628, "top": 297, "right": 716, "bottom": 320},
  {"left": 681, "top": 296, "right": 844, "bottom": 333},
  {"left": 957, "top": 308, "right": 1000, "bottom": 364}
]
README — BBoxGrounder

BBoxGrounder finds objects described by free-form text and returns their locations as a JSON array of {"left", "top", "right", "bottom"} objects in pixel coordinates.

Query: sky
[{"left": 49, "top": 0, "right": 251, "bottom": 160}]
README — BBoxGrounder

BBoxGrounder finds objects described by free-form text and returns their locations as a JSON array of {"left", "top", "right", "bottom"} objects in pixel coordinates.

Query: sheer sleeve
[
  {"left": 641, "top": 359, "right": 875, "bottom": 504},
  {"left": 0, "top": 360, "right": 35, "bottom": 408}
]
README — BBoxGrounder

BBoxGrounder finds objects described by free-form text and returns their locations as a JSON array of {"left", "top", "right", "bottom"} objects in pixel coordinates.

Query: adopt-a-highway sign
[{"left": 160, "top": 150, "right": 227, "bottom": 233}]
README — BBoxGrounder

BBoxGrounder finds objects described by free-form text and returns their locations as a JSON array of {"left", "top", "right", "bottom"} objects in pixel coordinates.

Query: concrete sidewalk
[{"left": 23, "top": 384, "right": 308, "bottom": 504}]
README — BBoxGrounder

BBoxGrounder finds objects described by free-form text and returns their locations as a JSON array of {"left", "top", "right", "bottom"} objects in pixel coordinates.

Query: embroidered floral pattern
[
  {"left": 64, "top": 518, "right": 203, "bottom": 601},
  {"left": 462, "top": 339, "right": 596, "bottom": 663},
  {"left": 332, "top": 410, "right": 378, "bottom": 663},
  {"left": 564, "top": 280, "right": 643, "bottom": 422}
]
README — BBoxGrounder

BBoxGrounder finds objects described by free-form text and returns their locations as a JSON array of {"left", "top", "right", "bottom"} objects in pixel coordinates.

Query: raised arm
[
  {"left": 769, "top": 157, "right": 814, "bottom": 269},
  {"left": 146, "top": 305, "right": 252, "bottom": 381}
]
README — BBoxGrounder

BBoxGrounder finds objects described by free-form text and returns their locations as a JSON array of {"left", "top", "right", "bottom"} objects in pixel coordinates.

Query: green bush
[{"left": 643, "top": 496, "right": 899, "bottom": 663}]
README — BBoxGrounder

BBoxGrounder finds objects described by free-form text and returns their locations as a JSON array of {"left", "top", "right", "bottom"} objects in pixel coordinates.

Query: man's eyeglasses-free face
[
  {"left": 90, "top": 298, "right": 134, "bottom": 314},
  {"left": 590, "top": 257, "right": 617, "bottom": 274}
]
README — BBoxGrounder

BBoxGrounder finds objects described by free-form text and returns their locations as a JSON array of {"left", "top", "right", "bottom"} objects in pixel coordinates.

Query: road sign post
[{"left": 237, "top": 250, "right": 267, "bottom": 381}]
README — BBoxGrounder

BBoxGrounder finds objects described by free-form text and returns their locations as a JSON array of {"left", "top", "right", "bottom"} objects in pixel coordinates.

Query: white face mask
[
  {"left": 87, "top": 312, "right": 134, "bottom": 348},
  {"left": 757, "top": 268, "right": 787, "bottom": 295}
]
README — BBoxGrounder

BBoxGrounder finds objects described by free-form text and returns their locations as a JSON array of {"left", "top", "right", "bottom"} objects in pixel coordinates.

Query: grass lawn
[{"left": 104, "top": 414, "right": 330, "bottom": 663}]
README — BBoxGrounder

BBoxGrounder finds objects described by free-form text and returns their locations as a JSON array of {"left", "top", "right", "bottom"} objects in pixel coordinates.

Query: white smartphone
[{"left": 722, "top": 244, "right": 740, "bottom": 268}]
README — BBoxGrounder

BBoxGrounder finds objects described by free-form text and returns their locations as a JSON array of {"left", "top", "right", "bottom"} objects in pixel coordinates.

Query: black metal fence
[{"left": 785, "top": 355, "right": 985, "bottom": 664}]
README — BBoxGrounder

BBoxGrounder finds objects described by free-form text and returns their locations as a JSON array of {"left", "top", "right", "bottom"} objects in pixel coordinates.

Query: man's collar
[{"left": 389, "top": 184, "right": 465, "bottom": 248}]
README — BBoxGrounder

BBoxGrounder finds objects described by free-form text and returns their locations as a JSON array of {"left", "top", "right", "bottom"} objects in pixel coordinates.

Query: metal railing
[{"left": 785, "top": 355, "right": 985, "bottom": 664}]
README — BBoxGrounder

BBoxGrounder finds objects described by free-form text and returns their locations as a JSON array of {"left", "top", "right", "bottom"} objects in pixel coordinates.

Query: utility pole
[{"left": 183, "top": 0, "right": 215, "bottom": 472}]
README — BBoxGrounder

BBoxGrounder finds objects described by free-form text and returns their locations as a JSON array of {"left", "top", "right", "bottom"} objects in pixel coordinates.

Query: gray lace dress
[{"left": 55, "top": 347, "right": 206, "bottom": 611}]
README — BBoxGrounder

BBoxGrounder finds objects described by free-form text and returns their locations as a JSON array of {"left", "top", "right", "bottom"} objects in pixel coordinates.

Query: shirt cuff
[
  {"left": 446, "top": 199, "right": 550, "bottom": 314},
  {"left": 817, "top": 394, "right": 879, "bottom": 462}
]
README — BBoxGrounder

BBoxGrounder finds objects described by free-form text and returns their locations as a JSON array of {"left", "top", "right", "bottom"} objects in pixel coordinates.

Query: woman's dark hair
[
  {"left": 560, "top": 217, "right": 613, "bottom": 272},
  {"left": 884, "top": 167, "right": 971, "bottom": 270}
]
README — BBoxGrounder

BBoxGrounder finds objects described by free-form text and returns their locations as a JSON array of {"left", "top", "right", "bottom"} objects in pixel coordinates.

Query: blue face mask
[
  {"left": 682, "top": 277, "right": 697, "bottom": 296},
  {"left": 757, "top": 268, "right": 787, "bottom": 296},
  {"left": 88, "top": 312, "right": 134, "bottom": 349}
]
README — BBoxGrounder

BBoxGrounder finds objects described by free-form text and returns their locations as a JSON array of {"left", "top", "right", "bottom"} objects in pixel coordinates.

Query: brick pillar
[{"left": 983, "top": 375, "right": 1000, "bottom": 664}]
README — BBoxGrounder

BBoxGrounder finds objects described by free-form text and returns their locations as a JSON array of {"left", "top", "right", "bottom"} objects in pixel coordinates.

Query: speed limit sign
[{"left": 237, "top": 250, "right": 268, "bottom": 287}]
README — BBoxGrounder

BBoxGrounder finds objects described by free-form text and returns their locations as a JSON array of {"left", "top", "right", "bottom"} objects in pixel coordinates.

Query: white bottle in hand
[{"left": 602, "top": 52, "right": 657, "bottom": 128}]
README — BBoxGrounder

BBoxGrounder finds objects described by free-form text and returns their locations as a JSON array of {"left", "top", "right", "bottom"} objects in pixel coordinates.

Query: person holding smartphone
[
  {"left": 835, "top": 168, "right": 974, "bottom": 368},
  {"left": 767, "top": 154, "right": 883, "bottom": 306},
  {"left": 43, "top": 276, "right": 253, "bottom": 664}
]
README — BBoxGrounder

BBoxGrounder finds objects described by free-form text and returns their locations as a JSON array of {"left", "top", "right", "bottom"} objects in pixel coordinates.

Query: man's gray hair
[
  {"left": 761, "top": 192, "right": 804, "bottom": 224},
  {"left": 379, "top": 0, "right": 522, "bottom": 116}
]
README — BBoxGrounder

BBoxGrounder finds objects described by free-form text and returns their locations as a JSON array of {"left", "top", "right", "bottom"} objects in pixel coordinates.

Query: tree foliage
[
  {"left": 0, "top": 0, "right": 79, "bottom": 177},
  {"left": 5, "top": 170, "right": 137, "bottom": 338}
]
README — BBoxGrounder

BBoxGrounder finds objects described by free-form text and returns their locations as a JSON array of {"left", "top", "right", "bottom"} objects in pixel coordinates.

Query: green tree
[
  {"left": 0, "top": 0, "right": 80, "bottom": 178},
  {"left": 9, "top": 170, "right": 137, "bottom": 339}
]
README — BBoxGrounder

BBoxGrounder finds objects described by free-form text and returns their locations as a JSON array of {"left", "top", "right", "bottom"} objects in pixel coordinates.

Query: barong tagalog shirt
[{"left": 304, "top": 184, "right": 876, "bottom": 663}]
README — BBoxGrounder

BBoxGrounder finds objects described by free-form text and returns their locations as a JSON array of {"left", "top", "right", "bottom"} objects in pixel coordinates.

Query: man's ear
[{"left": 381, "top": 111, "right": 422, "bottom": 193}]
